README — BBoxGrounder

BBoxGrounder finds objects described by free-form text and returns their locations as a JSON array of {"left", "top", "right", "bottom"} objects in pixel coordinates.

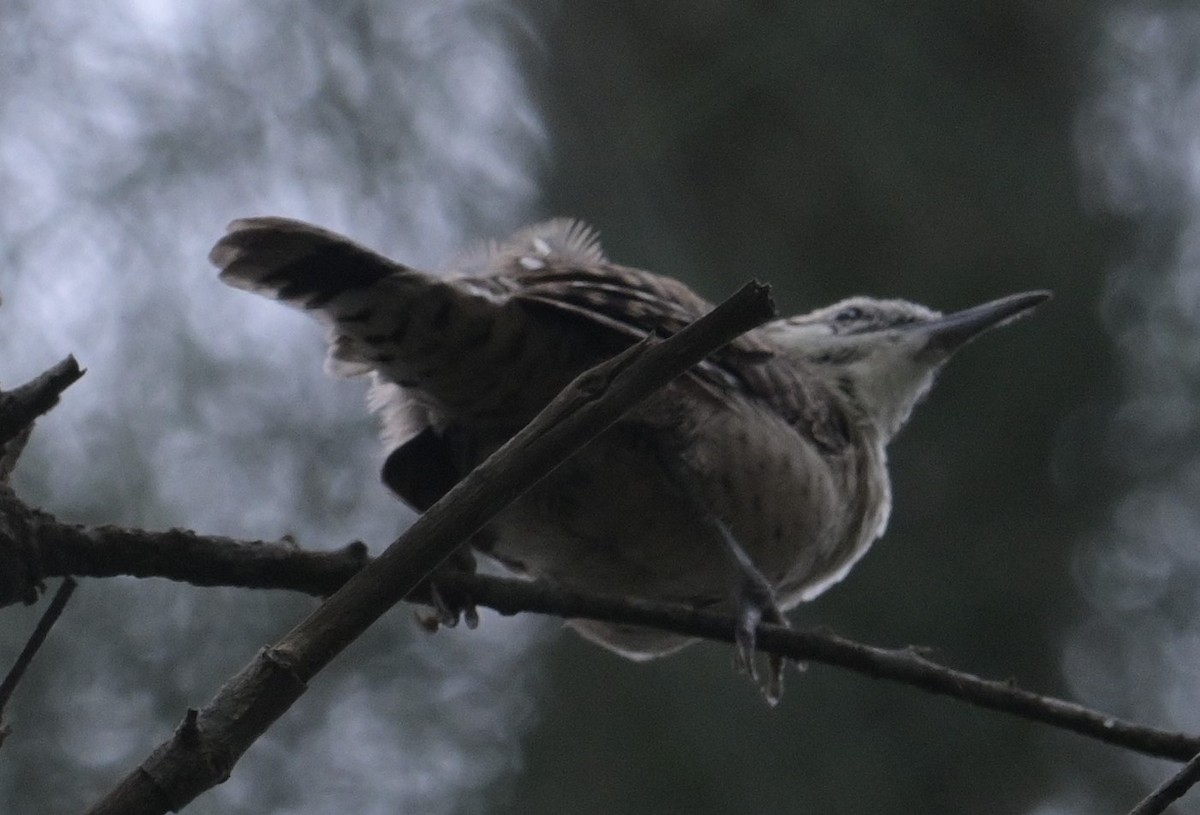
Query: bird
[{"left": 210, "top": 216, "right": 1049, "bottom": 701}]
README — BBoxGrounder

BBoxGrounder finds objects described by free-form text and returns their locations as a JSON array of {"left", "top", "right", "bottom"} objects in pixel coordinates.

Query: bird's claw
[
  {"left": 660, "top": 458, "right": 790, "bottom": 703},
  {"left": 414, "top": 547, "right": 479, "bottom": 632},
  {"left": 429, "top": 579, "right": 480, "bottom": 628},
  {"left": 732, "top": 576, "right": 788, "bottom": 705}
]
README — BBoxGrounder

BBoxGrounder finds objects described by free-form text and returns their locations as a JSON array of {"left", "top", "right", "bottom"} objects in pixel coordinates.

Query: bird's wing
[
  {"left": 457, "top": 218, "right": 775, "bottom": 383},
  {"left": 212, "top": 217, "right": 850, "bottom": 499},
  {"left": 470, "top": 226, "right": 850, "bottom": 452}
]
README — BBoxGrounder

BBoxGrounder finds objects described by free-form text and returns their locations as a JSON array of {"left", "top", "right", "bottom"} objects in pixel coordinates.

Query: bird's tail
[
  {"left": 211, "top": 217, "right": 495, "bottom": 381},
  {"left": 210, "top": 216, "right": 577, "bottom": 443}
]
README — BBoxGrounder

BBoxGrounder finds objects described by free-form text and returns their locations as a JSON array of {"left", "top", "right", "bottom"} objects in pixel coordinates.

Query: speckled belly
[{"left": 478, "top": 396, "right": 873, "bottom": 659}]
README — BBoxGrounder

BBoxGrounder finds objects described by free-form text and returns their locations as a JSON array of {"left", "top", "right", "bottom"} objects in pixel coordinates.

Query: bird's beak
[{"left": 918, "top": 290, "right": 1052, "bottom": 358}]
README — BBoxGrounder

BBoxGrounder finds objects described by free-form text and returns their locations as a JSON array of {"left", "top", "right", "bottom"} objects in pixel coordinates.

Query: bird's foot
[
  {"left": 414, "top": 547, "right": 479, "bottom": 631},
  {"left": 731, "top": 572, "right": 788, "bottom": 706},
  {"left": 709, "top": 514, "right": 789, "bottom": 704},
  {"left": 657, "top": 456, "right": 790, "bottom": 703}
]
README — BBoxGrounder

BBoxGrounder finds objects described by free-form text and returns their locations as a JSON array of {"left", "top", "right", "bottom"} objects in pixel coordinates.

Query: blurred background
[{"left": 0, "top": 1, "right": 1194, "bottom": 812}]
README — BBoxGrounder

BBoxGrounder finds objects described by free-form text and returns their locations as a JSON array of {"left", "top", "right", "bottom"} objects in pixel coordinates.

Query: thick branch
[
  {"left": 84, "top": 281, "right": 777, "bottom": 815},
  {"left": 0, "top": 493, "right": 370, "bottom": 608},
  {"left": 0, "top": 356, "right": 85, "bottom": 447},
  {"left": 43, "top": 522, "right": 370, "bottom": 596}
]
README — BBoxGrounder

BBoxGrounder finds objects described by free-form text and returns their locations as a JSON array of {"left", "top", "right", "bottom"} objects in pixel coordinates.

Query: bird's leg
[
  {"left": 385, "top": 432, "right": 483, "bottom": 631},
  {"left": 659, "top": 452, "right": 788, "bottom": 703},
  {"left": 707, "top": 514, "right": 787, "bottom": 705},
  {"left": 415, "top": 546, "right": 480, "bottom": 631}
]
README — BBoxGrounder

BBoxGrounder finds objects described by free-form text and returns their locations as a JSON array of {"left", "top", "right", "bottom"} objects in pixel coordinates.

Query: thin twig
[
  {"left": 1128, "top": 752, "right": 1200, "bottom": 815},
  {"left": 7, "top": 504, "right": 1200, "bottom": 763},
  {"left": 432, "top": 572, "right": 1200, "bottom": 763},
  {"left": 6, "top": 505, "right": 1199, "bottom": 763},
  {"left": 83, "top": 281, "right": 777, "bottom": 815},
  {"left": 0, "top": 577, "right": 77, "bottom": 746}
]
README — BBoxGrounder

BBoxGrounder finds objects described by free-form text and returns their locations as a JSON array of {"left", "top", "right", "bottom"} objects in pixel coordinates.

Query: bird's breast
[{"left": 479, "top": 386, "right": 881, "bottom": 615}]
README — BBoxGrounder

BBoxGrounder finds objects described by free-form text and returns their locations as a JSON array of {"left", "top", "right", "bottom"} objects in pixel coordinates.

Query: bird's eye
[{"left": 835, "top": 306, "right": 864, "bottom": 323}]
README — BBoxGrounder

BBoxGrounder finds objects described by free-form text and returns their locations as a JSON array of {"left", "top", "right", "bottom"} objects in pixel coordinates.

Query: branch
[
  {"left": 3, "top": 487, "right": 1197, "bottom": 766},
  {"left": 0, "top": 492, "right": 368, "bottom": 607},
  {"left": 430, "top": 572, "right": 1200, "bottom": 763},
  {"left": 4, "top": 479, "right": 1197, "bottom": 768},
  {"left": 0, "top": 577, "right": 76, "bottom": 747},
  {"left": 13, "top": 512, "right": 1200, "bottom": 769},
  {"left": 42, "top": 523, "right": 370, "bottom": 596},
  {"left": 0, "top": 356, "right": 85, "bottom": 448},
  {"left": 1128, "top": 752, "right": 1200, "bottom": 815},
  {"left": 83, "top": 281, "right": 778, "bottom": 815},
  {"left": 0, "top": 358, "right": 85, "bottom": 598}
]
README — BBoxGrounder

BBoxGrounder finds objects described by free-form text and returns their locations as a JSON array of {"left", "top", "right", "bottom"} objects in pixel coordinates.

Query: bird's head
[{"left": 761, "top": 291, "right": 1051, "bottom": 441}]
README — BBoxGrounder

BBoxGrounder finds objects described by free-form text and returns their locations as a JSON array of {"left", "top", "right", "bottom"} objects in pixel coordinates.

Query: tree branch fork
[{"left": 0, "top": 284, "right": 1194, "bottom": 815}]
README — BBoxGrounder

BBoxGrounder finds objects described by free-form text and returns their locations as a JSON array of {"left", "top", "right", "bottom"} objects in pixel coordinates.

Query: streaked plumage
[{"left": 211, "top": 217, "right": 1048, "bottom": 671}]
